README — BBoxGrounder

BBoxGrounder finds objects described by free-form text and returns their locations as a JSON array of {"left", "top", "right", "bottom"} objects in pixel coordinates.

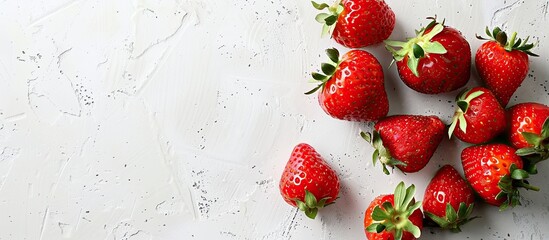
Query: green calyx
[
  {"left": 366, "top": 182, "right": 422, "bottom": 240},
  {"left": 294, "top": 190, "right": 333, "bottom": 219},
  {"left": 476, "top": 26, "right": 539, "bottom": 56},
  {"left": 385, "top": 19, "right": 447, "bottom": 77},
  {"left": 361, "top": 131, "right": 407, "bottom": 175},
  {"left": 305, "top": 48, "right": 340, "bottom": 95},
  {"left": 425, "top": 202, "right": 478, "bottom": 232},
  {"left": 515, "top": 117, "right": 549, "bottom": 174},
  {"left": 448, "top": 89, "right": 485, "bottom": 138},
  {"left": 496, "top": 163, "right": 540, "bottom": 211},
  {"left": 311, "top": 1, "right": 344, "bottom": 37}
]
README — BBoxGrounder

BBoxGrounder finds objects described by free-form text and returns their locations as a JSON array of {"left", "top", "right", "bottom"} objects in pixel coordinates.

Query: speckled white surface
[{"left": 1, "top": 0, "right": 549, "bottom": 239}]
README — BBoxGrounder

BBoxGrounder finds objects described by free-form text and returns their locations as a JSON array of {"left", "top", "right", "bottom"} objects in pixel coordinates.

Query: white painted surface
[{"left": 1, "top": 0, "right": 549, "bottom": 239}]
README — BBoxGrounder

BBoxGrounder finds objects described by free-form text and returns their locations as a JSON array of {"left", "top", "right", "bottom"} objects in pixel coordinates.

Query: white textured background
[{"left": 1, "top": 0, "right": 549, "bottom": 239}]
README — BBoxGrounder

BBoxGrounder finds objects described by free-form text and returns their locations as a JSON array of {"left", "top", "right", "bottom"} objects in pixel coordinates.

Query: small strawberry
[
  {"left": 448, "top": 87, "right": 506, "bottom": 144},
  {"left": 385, "top": 18, "right": 471, "bottom": 94},
  {"left": 312, "top": 0, "right": 395, "bottom": 48},
  {"left": 364, "top": 182, "right": 423, "bottom": 240},
  {"left": 461, "top": 144, "right": 539, "bottom": 210},
  {"left": 423, "top": 165, "right": 476, "bottom": 232},
  {"left": 279, "top": 143, "right": 340, "bottom": 219},
  {"left": 475, "top": 27, "right": 538, "bottom": 107},
  {"left": 307, "top": 48, "right": 389, "bottom": 122},
  {"left": 361, "top": 115, "right": 445, "bottom": 174},
  {"left": 507, "top": 102, "right": 549, "bottom": 173}
]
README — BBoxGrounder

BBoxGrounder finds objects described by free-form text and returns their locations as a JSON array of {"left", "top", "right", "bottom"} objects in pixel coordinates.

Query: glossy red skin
[
  {"left": 396, "top": 26, "right": 471, "bottom": 94},
  {"left": 319, "top": 50, "right": 388, "bottom": 121},
  {"left": 423, "top": 165, "right": 475, "bottom": 218},
  {"left": 375, "top": 115, "right": 445, "bottom": 172},
  {"left": 475, "top": 41, "right": 529, "bottom": 107},
  {"left": 364, "top": 194, "right": 424, "bottom": 240},
  {"left": 279, "top": 143, "right": 340, "bottom": 207},
  {"left": 507, "top": 102, "right": 549, "bottom": 149},
  {"left": 453, "top": 87, "right": 507, "bottom": 144},
  {"left": 461, "top": 144, "right": 523, "bottom": 206},
  {"left": 333, "top": 0, "right": 395, "bottom": 48}
]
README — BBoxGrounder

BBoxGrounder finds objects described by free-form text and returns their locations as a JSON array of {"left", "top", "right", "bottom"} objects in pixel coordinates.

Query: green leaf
[
  {"left": 446, "top": 203, "right": 457, "bottom": 223},
  {"left": 402, "top": 220, "right": 421, "bottom": 238},
  {"left": 366, "top": 223, "right": 382, "bottom": 233},
  {"left": 326, "top": 48, "right": 339, "bottom": 63},
  {"left": 321, "top": 23, "right": 331, "bottom": 37},
  {"left": 360, "top": 131, "right": 371, "bottom": 143},
  {"left": 464, "top": 90, "right": 485, "bottom": 102},
  {"left": 305, "top": 207, "right": 318, "bottom": 219},
  {"left": 315, "top": 13, "right": 330, "bottom": 23},
  {"left": 448, "top": 114, "right": 459, "bottom": 138},
  {"left": 412, "top": 43, "right": 424, "bottom": 58},
  {"left": 312, "top": 72, "right": 327, "bottom": 81},
  {"left": 422, "top": 41, "right": 447, "bottom": 54},
  {"left": 321, "top": 63, "right": 336, "bottom": 75},
  {"left": 394, "top": 182, "right": 406, "bottom": 210},
  {"left": 542, "top": 117, "right": 549, "bottom": 139},
  {"left": 384, "top": 40, "right": 407, "bottom": 47},
  {"left": 511, "top": 169, "right": 529, "bottom": 180},
  {"left": 457, "top": 100, "right": 469, "bottom": 113},
  {"left": 496, "top": 31, "right": 508, "bottom": 45},
  {"left": 324, "top": 15, "right": 337, "bottom": 26},
  {"left": 304, "top": 190, "right": 317, "bottom": 207},
  {"left": 394, "top": 229, "right": 403, "bottom": 240},
  {"left": 311, "top": 1, "right": 329, "bottom": 10},
  {"left": 522, "top": 132, "right": 541, "bottom": 146},
  {"left": 372, "top": 150, "right": 379, "bottom": 165},
  {"left": 492, "top": 27, "right": 502, "bottom": 40},
  {"left": 296, "top": 200, "right": 307, "bottom": 211},
  {"left": 485, "top": 26, "right": 492, "bottom": 38},
  {"left": 515, "top": 147, "right": 538, "bottom": 156},
  {"left": 371, "top": 206, "right": 389, "bottom": 221},
  {"left": 304, "top": 84, "right": 323, "bottom": 95},
  {"left": 407, "top": 54, "right": 419, "bottom": 77},
  {"left": 422, "top": 23, "right": 444, "bottom": 40},
  {"left": 458, "top": 114, "right": 467, "bottom": 133}
]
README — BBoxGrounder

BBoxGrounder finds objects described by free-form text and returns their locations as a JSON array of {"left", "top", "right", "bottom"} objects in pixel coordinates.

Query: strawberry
[
  {"left": 312, "top": 0, "right": 395, "bottom": 48},
  {"left": 448, "top": 87, "right": 506, "bottom": 144},
  {"left": 364, "top": 182, "right": 423, "bottom": 240},
  {"left": 307, "top": 48, "right": 388, "bottom": 121},
  {"left": 385, "top": 18, "right": 471, "bottom": 94},
  {"left": 507, "top": 102, "right": 549, "bottom": 173},
  {"left": 423, "top": 165, "right": 476, "bottom": 232},
  {"left": 461, "top": 144, "right": 539, "bottom": 210},
  {"left": 475, "top": 27, "right": 538, "bottom": 107},
  {"left": 279, "top": 143, "right": 340, "bottom": 219},
  {"left": 361, "top": 115, "right": 445, "bottom": 174}
]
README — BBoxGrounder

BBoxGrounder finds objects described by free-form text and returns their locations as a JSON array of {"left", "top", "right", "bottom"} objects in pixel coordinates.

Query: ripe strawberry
[
  {"left": 461, "top": 144, "right": 539, "bottom": 210},
  {"left": 307, "top": 48, "right": 388, "bottom": 121},
  {"left": 312, "top": 0, "right": 395, "bottom": 48},
  {"left": 279, "top": 143, "right": 340, "bottom": 219},
  {"left": 364, "top": 182, "right": 423, "bottom": 240},
  {"left": 448, "top": 87, "right": 506, "bottom": 144},
  {"left": 507, "top": 102, "right": 549, "bottom": 173},
  {"left": 361, "top": 115, "right": 445, "bottom": 174},
  {"left": 475, "top": 27, "right": 538, "bottom": 107},
  {"left": 385, "top": 18, "right": 471, "bottom": 94},
  {"left": 423, "top": 165, "right": 476, "bottom": 232}
]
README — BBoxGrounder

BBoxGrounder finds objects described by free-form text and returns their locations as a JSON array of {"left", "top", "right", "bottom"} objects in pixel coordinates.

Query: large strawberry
[
  {"left": 475, "top": 27, "right": 538, "bottom": 107},
  {"left": 361, "top": 115, "right": 445, "bottom": 174},
  {"left": 461, "top": 144, "right": 539, "bottom": 210},
  {"left": 312, "top": 0, "right": 395, "bottom": 48},
  {"left": 448, "top": 87, "right": 506, "bottom": 144},
  {"left": 307, "top": 48, "right": 388, "bottom": 121},
  {"left": 385, "top": 18, "right": 471, "bottom": 94},
  {"left": 364, "top": 182, "right": 423, "bottom": 240},
  {"left": 423, "top": 165, "right": 476, "bottom": 232},
  {"left": 279, "top": 143, "right": 340, "bottom": 219},
  {"left": 507, "top": 102, "right": 549, "bottom": 173}
]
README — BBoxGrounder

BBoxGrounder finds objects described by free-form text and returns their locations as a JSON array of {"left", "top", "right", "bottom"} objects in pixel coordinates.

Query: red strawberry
[
  {"left": 423, "top": 165, "right": 476, "bottom": 232},
  {"left": 364, "top": 182, "right": 423, "bottom": 240},
  {"left": 507, "top": 102, "right": 549, "bottom": 173},
  {"left": 475, "top": 27, "right": 538, "bottom": 107},
  {"left": 361, "top": 115, "right": 445, "bottom": 174},
  {"left": 307, "top": 48, "right": 389, "bottom": 121},
  {"left": 448, "top": 87, "right": 506, "bottom": 144},
  {"left": 279, "top": 143, "right": 340, "bottom": 219},
  {"left": 461, "top": 144, "right": 539, "bottom": 210},
  {"left": 312, "top": 0, "right": 395, "bottom": 48},
  {"left": 385, "top": 18, "right": 471, "bottom": 94}
]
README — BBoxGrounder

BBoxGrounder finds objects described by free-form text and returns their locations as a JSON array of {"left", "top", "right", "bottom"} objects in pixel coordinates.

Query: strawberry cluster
[{"left": 278, "top": 1, "right": 548, "bottom": 240}]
